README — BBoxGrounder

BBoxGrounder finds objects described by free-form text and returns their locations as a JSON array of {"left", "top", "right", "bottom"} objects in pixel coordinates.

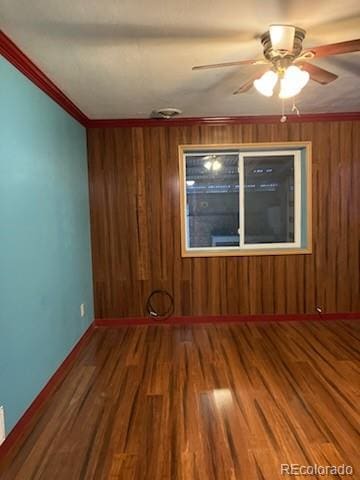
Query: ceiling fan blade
[
  {"left": 300, "top": 63, "right": 338, "bottom": 84},
  {"left": 192, "top": 59, "right": 268, "bottom": 71},
  {"left": 233, "top": 67, "right": 271, "bottom": 94},
  {"left": 303, "top": 39, "right": 360, "bottom": 58}
]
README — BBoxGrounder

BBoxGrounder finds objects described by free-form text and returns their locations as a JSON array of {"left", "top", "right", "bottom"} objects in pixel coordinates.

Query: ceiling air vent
[{"left": 151, "top": 108, "right": 182, "bottom": 119}]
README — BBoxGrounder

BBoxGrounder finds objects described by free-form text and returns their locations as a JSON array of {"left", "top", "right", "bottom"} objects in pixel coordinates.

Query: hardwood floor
[{"left": 1, "top": 320, "right": 359, "bottom": 479}]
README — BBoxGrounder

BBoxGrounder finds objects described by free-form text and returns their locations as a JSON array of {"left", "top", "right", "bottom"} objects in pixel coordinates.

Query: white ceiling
[{"left": 1, "top": 0, "right": 360, "bottom": 118}]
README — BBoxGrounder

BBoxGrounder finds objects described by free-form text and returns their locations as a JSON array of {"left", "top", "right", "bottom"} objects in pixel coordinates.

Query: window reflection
[
  {"left": 244, "top": 155, "right": 295, "bottom": 244},
  {"left": 186, "top": 154, "right": 239, "bottom": 248}
]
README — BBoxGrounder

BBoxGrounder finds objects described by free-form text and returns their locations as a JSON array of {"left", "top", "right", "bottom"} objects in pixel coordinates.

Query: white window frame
[
  {"left": 239, "top": 150, "right": 301, "bottom": 250},
  {"left": 179, "top": 142, "right": 312, "bottom": 258}
]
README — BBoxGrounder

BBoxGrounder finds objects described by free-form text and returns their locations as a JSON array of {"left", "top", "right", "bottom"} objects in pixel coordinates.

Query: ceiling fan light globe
[
  {"left": 253, "top": 70, "right": 278, "bottom": 97},
  {"left": 279, "top": 80, "right": 301, "bottom": 99},
  {"left": 269, "top": 25, "right": 296, "bottom": 51},
  {"left": 299, "top": 70, "right": 310, "bottom": 89},
  {"left": 279, "top": 66, "right": 310, "bottom": 98},
  {"left": 285, "top": 65, "right": 310, "bottom": 88}
]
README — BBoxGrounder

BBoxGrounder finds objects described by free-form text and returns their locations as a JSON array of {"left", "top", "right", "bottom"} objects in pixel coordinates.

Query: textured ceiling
[{"left": 1, "top": 0, "right": 359, "bottom": 118}]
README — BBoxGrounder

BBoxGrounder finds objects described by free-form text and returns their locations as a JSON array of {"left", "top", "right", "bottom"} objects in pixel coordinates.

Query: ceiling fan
[{"left": 192, "top": 25, "right": 360, "bottom": 99}]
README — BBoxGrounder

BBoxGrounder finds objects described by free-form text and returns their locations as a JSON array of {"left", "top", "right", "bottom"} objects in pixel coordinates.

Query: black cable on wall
[{"left": 145, "top": 290, "right": 174, "bottom": 320}]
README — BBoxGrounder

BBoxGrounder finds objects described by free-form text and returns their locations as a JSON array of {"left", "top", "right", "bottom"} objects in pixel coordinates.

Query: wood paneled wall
[{"left": 87, "top": 121, "right": 360, "bottom": 318}]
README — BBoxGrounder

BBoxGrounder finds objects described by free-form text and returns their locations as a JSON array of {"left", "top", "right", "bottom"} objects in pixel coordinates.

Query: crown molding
[
  {"left": 1, "top": 30, "right": 360, "bottom": 129},
  {"left": 0, "top": 30, "right": 89, "bottom": 126},
  {"left": 87, "top": 112, "right": 360, "bottom": 128}
]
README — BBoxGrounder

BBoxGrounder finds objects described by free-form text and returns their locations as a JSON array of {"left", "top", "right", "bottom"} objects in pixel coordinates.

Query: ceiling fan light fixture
[
  {"left": 204, "top": 157, "right": 222, "bottom": 171},
  {"left": 279, "top": 65, "right": 310, "bottom": 99},
  {"left": 269, "top": 25, "right": 296, "bottom": 51},
  {"left": 253, "top": 70, "right": 278, "bottom": 97}
]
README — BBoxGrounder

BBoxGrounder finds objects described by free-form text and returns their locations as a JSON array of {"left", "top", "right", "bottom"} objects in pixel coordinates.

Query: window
[{"left": 179, "top": 142, "right": 311, "bottom": 257}]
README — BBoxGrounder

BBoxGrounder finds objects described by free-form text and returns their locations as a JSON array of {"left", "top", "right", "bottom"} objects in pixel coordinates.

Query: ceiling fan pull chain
[
  {"left": 292, "top": 101, "right": 300, "bottom": 116},
  {"left": 280, "top": 99, "right": 287, "bottom": 123}
]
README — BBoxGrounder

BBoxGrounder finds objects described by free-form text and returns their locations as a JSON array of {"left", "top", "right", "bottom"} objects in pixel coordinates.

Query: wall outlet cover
[{"left": 80, "top": 303, "right": 85, "bottom": 317}]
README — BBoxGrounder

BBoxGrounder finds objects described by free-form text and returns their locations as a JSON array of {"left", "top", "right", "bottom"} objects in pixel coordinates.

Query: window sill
[{"left": 181, "top": 247, "right": 312, "bottom": 257}]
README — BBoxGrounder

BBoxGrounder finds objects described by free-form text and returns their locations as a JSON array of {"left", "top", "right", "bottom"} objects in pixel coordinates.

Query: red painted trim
[
  {"left": 0, "top": 323, "right": 95, "bottom": 462},
  {"left": 87, "top": 112, "right": 360, "bottom": 128},
  {"left": 95, "top": 312, "right": 360, "bottom": 327},
  {"left": 0, "top": 30, "right": 89, "bottom": 126}
]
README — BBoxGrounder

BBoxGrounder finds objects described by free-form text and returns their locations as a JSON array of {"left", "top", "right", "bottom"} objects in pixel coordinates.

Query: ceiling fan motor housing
[{"left": 261, "top": 26, "right": 306, "bottom": 63}]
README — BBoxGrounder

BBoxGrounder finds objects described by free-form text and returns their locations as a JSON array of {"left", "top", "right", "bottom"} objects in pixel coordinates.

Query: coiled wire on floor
[{"left": 145, "top": 289, "right": 174, "bottom": 320}]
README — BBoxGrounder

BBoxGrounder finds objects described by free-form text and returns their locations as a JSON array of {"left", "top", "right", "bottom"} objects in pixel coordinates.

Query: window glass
[
  {"left": 185, "top": 154, "right": 239, "bottom": 248},
  {"left": 180, "top": 144, "right": 310, "bottom": 257},
  {"left": 243, "top": 155, "right": 295, "bottom": 244}
]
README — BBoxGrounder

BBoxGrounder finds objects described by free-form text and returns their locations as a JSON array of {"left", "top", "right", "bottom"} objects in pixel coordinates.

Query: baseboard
[
  {"left": 0, "top": 322, "right": 95, "bottom": 462},
  {"left": 95, "top": 312, "right": 360, "bottom": 327}
]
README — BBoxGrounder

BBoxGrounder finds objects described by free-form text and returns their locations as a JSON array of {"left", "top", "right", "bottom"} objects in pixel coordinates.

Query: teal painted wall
[{"left": 0, "top": 57, "right": 94, "bottom": 434}]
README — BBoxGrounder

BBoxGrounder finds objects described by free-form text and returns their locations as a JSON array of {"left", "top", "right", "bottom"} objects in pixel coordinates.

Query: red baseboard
[
  {"left": 95, "top": 312, "right": 360, "bottom": 327},
  {"left": 0, "top": 322, "right": 95, "bottom": 462}
]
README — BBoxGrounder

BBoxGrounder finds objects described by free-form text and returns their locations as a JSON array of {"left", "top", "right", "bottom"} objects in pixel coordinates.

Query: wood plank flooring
[{"left": 1, "top": 320, "right": 359, "bottom": 479}]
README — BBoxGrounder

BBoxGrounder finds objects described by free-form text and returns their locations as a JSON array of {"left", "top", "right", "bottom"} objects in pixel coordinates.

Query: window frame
[
  {"left": 179, "top": 142, "right": 312, "bottom": 258},
  {"left": 239, "top": 149, "right": 301, "bottom": 250}
]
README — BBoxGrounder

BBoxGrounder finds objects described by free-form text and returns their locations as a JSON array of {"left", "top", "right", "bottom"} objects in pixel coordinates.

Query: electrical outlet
[
  {"left": 80, "top": 303, "right": 85, "bottom": 317},
  {"left": 0, "top": 406, "right": 5, "bottom": 445}
]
